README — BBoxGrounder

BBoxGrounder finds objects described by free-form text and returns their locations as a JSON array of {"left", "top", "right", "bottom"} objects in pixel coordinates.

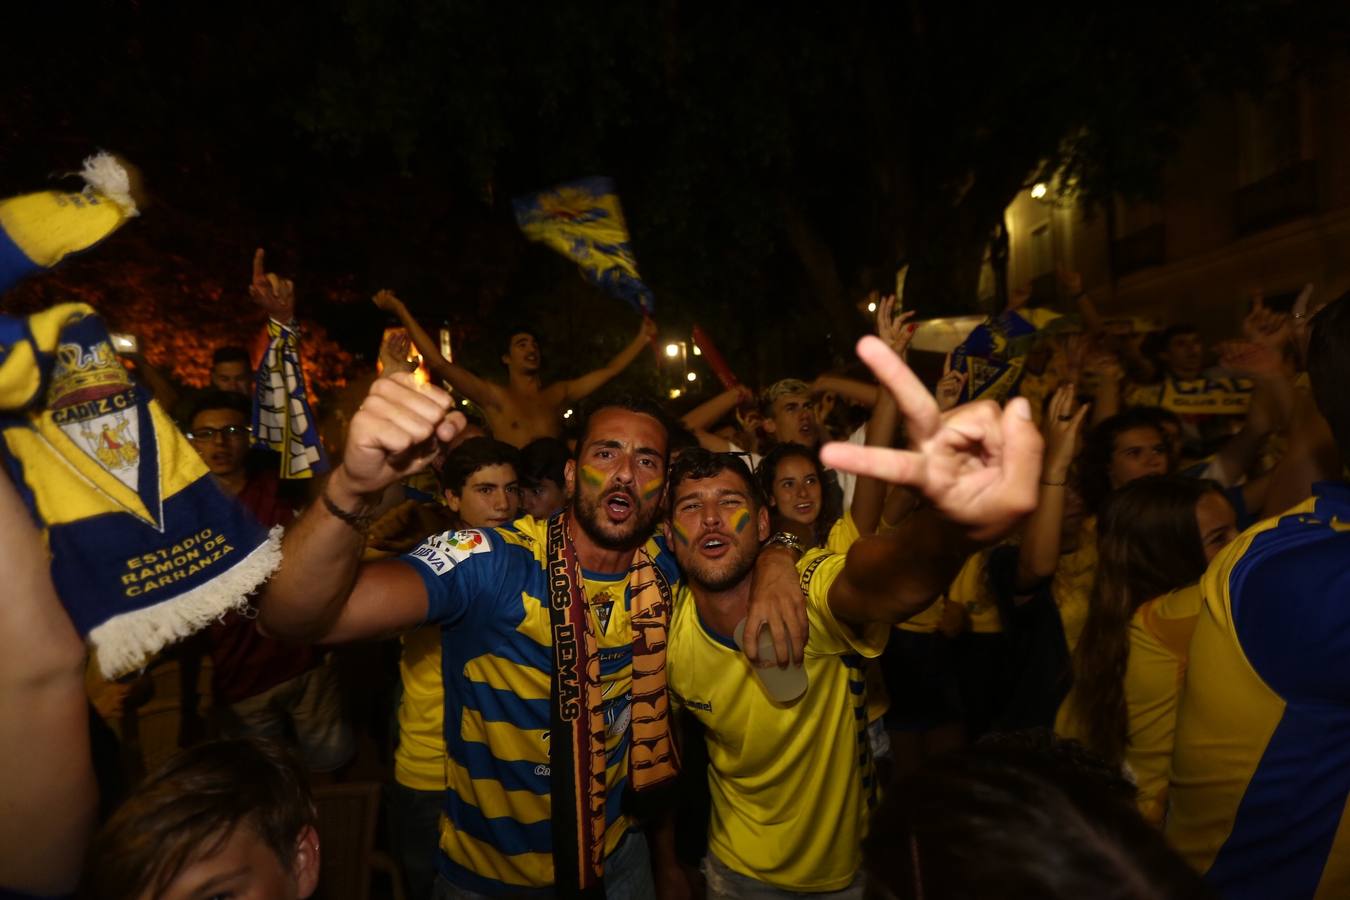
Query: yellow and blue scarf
[
  {"left": 0, "top": 304, "right": 282, "bottom": 678},
  {"left": 0, "top": 153, "right": 138, "bottom": 293},
  {"left": 252, "top": 317, "right": 329, "bottom": 480}
]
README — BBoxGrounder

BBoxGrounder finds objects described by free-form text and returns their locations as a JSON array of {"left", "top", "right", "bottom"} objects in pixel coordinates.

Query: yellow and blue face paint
[
  {"left": 671, "top": 520, "right": 693, "bottom": 546},
  {"left": 640, "top": 476, "right": 664, "bottom": 503},
  {"left": 730, "top": 506, "right": 751, "bottom": 535},
  {"left": 579, "top": 464, "right": 606, "bottom": 490}
]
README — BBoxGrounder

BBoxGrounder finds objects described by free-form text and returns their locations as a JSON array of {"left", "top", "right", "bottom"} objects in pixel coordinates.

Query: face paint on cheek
[
  {"left": 730, "top": 507, "right": 750, "bottom": 534},
  {"left": 640, "top": 476, "right": 664, "bottom": 503},
  {"left": 579, "top": 465, "right": 606, "bottom": 490},
  {"left": 672, "top": 520, "right": 692, "bottom": 546}
]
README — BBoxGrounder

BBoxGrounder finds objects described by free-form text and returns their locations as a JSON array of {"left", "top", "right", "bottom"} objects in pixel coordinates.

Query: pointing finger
[{"left": 855, "top": 336, "right": 941, "bottom": 443}]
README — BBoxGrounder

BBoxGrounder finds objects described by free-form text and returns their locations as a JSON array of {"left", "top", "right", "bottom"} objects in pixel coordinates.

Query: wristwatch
[{"left": 764, "top": 531, "right": 808, "bottom": 556}]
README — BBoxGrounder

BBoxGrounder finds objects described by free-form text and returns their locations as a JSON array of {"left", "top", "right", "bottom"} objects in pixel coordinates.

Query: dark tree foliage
[{"left": 1, "top": 2, "right": 1344, "bottom": 388}]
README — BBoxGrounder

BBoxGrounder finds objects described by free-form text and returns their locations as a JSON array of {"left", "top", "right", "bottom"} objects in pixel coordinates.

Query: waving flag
[
  {"left": 950, "top": 307, "right": 1070, "bottom": 404},
  {"left": 513, "top": 177, "right": 655, "bottom": 315}
]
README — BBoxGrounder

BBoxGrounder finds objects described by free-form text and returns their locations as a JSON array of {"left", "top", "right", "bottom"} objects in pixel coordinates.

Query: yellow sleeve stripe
[
  {"left": 446, "top": 758, "right": 549, "bottom": 824},
  {"left": 464, "top": 652, "right": 551, "bottom": 699},
  {"left": 0, "top": 192, "right": 126, "bottom": 268},
  {"left": 459, "top": 707, "right": 548, "bottom": 765},
  {"left": 440, "top": 826, "right": 552, "bottom": 889}
]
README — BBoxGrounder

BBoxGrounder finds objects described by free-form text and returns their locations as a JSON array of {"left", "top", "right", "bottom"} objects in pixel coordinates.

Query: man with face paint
[
  {"left": 256, "top": 377, "right": 805, "bottom": 897},
  {"left": 661, "top": 334, "right": 1044, "bottom": 898}
]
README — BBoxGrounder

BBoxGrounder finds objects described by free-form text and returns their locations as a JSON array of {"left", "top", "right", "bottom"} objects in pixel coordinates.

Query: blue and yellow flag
[
  {"left": 951, "top": 307, "right": 1070, "bottom": 404},
  {"left": 513, "top": 177, "right": 655, "bottom": 315}
]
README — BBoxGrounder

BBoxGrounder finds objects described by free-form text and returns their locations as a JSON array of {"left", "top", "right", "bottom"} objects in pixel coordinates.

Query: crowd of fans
[{"left": 6, "top": 244, "right": 1350, "bottom": 900}]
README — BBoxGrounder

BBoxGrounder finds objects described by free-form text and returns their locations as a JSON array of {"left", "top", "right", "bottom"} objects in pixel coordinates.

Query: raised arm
[
  {"left": 811, "top": 374, "right": 880, "bottom": 409},
  {"left": 850, "top": 296, "right": 914, "bottom": 536},
  {"left": 1016, "top": 384, "right": 1088, "bottom": 590},
  {"left": 681, "top": 384, "right": 753, "bottom": 432},
  {"left": 0, "top": 471, "right": 96, "bottom": 895},
  {"left": 372, "top": 290, "right": 501, "bottom": 411},
  {"left": 821, "top": 336, "right": 1043, "bottom": 627},
  {"left": 561, "top": 316, "right": 657, "bottom": 402},
  {"left": 258, "top": 373, "right": 466, "bottom": 643}
]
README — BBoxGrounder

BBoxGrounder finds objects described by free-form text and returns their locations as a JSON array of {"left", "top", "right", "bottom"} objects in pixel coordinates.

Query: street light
[
  {"left": 664, "top": 343, "right": 680, "bottom": 358},
  {"left": 866, "top": 301, "right": 878, "bottom": 313},
  {"left": 686, "top": 371, "right": 697, "bottom": 382},
  {"left": 1030, "top": 182, "right": 1049, "bottom": 200},
  {"left": 668, "top": 388, "right": 682, "bottom": 399}
]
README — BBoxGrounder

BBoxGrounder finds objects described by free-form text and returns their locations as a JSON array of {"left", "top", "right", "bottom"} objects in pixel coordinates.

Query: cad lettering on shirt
[{"left": 408, "top": 529, "right": 491, "bottom": 575}]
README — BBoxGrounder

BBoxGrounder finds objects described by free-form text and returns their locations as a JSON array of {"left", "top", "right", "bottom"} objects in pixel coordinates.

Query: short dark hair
[
  {"left": 82, "top": 738, "right": 316, "bottom": 900},
  {"left": 439, "top": 436, "right": 520, "bottom": 495},
  {"left": 211, "top": 345, "right": 251, "bottom": 368},
  {"left": 1079, "top": 409, "right": 1168, "bottom": 513},
  {"left": 186, "top": 389, "right": 251, "bottom": 428},
  {"left": 668, "top": 447, "right": 766, "bottom": 509},
  {"left": 501, "top": 326, "right": 541, "bottom": 358},
  {"left": 518, "top": 437, "right": 570, "bottom": 489},
  {"left": 571, "top": 394, "right": 673, "bottom": 462},
  {"left": 755, "top": 442, "right": 824, "bottom": 505},
  {"left": 1307, "top": 289, "right": 1350, "bottom": 468},
  {"left": 864, "top": 730, "right": 1213, "bottom": 900}
]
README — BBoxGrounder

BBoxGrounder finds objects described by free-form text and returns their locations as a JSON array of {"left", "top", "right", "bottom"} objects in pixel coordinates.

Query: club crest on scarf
[{"left": 49, "top": 338, "right": 143, "bottom": 493}]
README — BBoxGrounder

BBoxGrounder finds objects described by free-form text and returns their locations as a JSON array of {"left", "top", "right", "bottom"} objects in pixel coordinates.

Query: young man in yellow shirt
[{"left": 663, "top": 332, "right": 1044, "bottom": 897}]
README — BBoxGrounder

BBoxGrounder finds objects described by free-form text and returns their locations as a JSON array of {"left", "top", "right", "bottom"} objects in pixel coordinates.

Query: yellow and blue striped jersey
[
  {"left": 401, "top": 516, "right": 681, "bottom": 894},
  {"left": 1167, "top": 485, "right": 1350, "bottom": 898},
  {"left": 667, "top": 549, "right": 889, "bottom": 891}
]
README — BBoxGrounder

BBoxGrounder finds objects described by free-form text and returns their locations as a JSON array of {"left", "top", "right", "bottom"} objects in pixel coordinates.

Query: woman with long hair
[{"left": 1059, "top": 474, "right": 1238, "bottom": 824}]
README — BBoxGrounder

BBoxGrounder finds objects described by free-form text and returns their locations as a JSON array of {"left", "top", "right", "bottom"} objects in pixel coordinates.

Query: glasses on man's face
[{"left": 187, "top": 425, "right": 251, "bottom": 443}]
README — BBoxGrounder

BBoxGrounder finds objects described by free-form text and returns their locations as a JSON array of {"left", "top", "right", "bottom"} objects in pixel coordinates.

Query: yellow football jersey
[
  {"left": 394, "top": 626, "right": 447, "bottom": 791},
  {"left": 1167, "top": 488, "right": 1350, "bottom": 898},
  {"left": 1054, "top": 585, "right": 1201, "bottom": 826},
  {"left": 667, "top": 549, "right": 889, "bottom": 891}
]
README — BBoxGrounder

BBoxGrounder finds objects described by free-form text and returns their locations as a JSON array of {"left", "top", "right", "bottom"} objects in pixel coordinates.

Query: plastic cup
[{"left": 734, "top": 619, "right": 808, "bottom": 703}]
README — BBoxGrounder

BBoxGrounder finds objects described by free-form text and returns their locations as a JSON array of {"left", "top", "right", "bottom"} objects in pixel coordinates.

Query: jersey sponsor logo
[
  {"left": 408, "top": 528, "right": 490, "bottom": 574},
  {"left": 669, "top": 687, "right": 712, "bottom": 713}
]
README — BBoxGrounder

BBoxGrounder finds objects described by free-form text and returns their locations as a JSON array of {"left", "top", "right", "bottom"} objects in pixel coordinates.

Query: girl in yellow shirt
[{"left": 1057, "top": 474, "right": 1237, "bottom": 824}]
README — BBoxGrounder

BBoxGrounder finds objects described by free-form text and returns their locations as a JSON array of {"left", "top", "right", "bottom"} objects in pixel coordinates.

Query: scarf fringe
[
  {"left": 89, "top": 525, "right": 284, "bottom": 678},
  {"left": 79, "top": 152, "right": 139, "bottom": 218}
]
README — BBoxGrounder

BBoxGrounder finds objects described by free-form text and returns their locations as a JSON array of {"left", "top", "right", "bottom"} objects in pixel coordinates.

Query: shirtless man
[{"left": 373, "top": 290, "right": 657, "bottom": 447}]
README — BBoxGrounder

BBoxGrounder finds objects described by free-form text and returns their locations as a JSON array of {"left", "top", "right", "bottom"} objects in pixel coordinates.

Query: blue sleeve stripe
[
  {"left": 1206, "top": 705, "right": 1350, "bottom": 897},
  {"left": 0, "top": 227, "right": 40, "bottom": 294},
  {"left": 605, "top": 774, "right": 628, "bottom": 826},
  {"left": 462, "top": 629, "right": 553, "bottom": 672},
  {"left": 461, "top": 682, "right": 550, "bottom": 726},
  {"left": 456, "top": 740, "right": 549, "bottom": 794},
  {"left": 443, "top": 785, "right": 552, "bottom": 856}
]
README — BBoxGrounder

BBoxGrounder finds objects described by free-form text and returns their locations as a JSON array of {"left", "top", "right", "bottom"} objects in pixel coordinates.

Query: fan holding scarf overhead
[
  {"left": 248, "top": 247, "right": 330, "bottom": 480},
  {"left": 0, "top": 157, "right": 283, "bottom": 678}
]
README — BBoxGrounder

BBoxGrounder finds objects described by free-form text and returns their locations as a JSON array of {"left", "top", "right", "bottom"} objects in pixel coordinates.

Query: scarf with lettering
[
  {"left": 0, "top": 153, "right": 138, "bottom": 294},
  {"left": 252, "top": 317, "right": 329, "bottom": 480},
  {"left": 546, "top": 512, "right": 678, "bottom": 896},
  {"left": 0, "top": 304, "right": 282, "bottom": 678}
]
